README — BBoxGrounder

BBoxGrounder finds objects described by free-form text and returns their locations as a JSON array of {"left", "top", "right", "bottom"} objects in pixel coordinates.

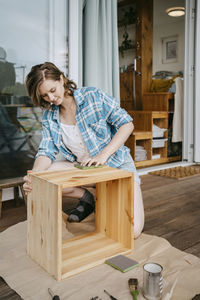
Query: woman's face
[{"left": 39, "top": 76, "right": 65, "bottom": 106}]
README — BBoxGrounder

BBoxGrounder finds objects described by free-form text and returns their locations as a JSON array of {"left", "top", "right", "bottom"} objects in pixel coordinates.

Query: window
[{"left": 0, "top": 0, "right": 69, "bottom": 179}]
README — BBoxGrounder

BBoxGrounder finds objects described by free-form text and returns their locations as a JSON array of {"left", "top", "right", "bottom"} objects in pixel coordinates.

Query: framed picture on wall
[{"left": 162, "top": 35, "right": 178, "bottom": 64}]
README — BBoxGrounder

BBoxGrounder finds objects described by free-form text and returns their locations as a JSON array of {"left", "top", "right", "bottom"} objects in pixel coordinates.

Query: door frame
[
  {"left": 183, "top": 0, "right": 196, "bottom": 162},
  {"left": 194, "top": 0, "right": 200, "bottom": 162}
]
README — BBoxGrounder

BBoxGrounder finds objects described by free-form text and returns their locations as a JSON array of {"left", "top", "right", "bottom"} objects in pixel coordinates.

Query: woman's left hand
[{"left": 81, "top": 153, "right": 108, "bottom": 167}]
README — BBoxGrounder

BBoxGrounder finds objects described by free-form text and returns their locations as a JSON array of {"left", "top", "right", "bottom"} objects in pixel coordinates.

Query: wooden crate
[{"left": 27, "top": 166, "right": 134, "bottom": 280}]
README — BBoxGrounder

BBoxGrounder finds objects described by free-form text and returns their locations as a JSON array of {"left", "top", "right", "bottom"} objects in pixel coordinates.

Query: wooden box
[{"left": 27, "top": 166, "right": 134, "bottom": 280}]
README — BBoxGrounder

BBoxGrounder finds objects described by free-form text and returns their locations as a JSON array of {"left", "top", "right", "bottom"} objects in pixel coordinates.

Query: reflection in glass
[{"left": 0, "top": 0, "right": 68, "bottom": 179}]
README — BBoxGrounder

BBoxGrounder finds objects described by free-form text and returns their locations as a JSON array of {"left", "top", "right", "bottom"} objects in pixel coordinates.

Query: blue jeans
[{"left": 118, "top": 153, "right": 140, "bottom": 184}]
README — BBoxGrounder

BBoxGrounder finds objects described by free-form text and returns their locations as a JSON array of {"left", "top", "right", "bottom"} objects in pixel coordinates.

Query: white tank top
[{"left": 60, "top": 123, "right": 90, "bottom": 163}]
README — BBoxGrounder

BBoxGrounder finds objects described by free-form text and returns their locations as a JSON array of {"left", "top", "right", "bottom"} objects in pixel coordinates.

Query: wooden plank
[
  {"left": 27, "top": 177, "right": 62, "bottom": 280},
  {"left": 31, "top": 167, "right": 132, "bottom": 188},
  {"left": 162, "top": 224, "right": 200, "bottom": 252},
  {"left": 120, "top": 72, "right": 134, "bottom": 111},
  {"left": 118, "top": 177, "right": 134, "bottom": 249},
  {"left": 141, "top": 174, "right": 200, "bottom": 257},
  {"left": 143, "top": 93, "right": 174, "bottom": 111},
  {"left": 0, "top": 177, "right": 24, "bottom": 189},
  {"left": 132, "top": 131, "right": 152, "bottom": 139},
  {"left": 144, "top": 191, "right": 200, "bottom": 229},
  {"left": 135, "top": 0, "right": 153, "bottom": 109},
  {"left": 129, "top": 111, "right": 153, "bottom": 131},
  {"left": 135, "top": 156, "right": 181, "bottom": 168},
  {"left": 96, "top": 182, "right": 107, "bottom": 234},
  {"left": 61, "top": 239, "right": 131, "bottom": 279},
  {"left": 152, "top": 111, "right": 168, "bottom": 119},
  {"left": 26, "top": 167, "right": 134, "bottom": 280},
  {"left": 62, "top": 235, "right": 117, "bottom": 261},
  {"left": 62, "top": 232, "right": 104, "bottom": 249},
  {"left": 0, "top": 277, "right": 22, "bottom": 300}
]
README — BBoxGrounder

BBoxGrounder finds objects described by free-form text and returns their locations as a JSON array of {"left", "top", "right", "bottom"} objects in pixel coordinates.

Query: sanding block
[{"left": 74, "top": 164, "right": 104, "bottom": 170}]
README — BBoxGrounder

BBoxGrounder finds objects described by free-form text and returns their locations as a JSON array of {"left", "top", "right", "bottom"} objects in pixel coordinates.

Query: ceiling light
[{"left": 166, "top": 7, "right": 185, "bottom": 17}]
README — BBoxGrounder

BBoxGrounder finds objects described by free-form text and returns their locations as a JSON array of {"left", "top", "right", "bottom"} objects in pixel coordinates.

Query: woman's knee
[{"left": 134, "top": 181, "right": 145, "bottom": 239}]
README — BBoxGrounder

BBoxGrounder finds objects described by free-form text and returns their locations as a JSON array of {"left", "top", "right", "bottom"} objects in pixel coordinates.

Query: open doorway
[{"left": 118, "top": 0, "right": 185, "bottom": 169}]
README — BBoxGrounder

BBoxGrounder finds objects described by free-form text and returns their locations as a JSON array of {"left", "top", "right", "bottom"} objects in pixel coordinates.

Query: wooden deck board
[{"left": 141, "top": 174, "right": 200, "bottom": 257}]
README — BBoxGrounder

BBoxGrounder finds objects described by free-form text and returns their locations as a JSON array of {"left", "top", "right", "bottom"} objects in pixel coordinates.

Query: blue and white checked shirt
[{"left": 36, "top": 87, "right": 133, "bottom": 168}]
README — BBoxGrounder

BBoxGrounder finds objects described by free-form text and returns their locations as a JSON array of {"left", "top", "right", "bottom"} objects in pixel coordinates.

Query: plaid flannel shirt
[{"left": 36, "top": 87, "right": 133, "bottom": 168}]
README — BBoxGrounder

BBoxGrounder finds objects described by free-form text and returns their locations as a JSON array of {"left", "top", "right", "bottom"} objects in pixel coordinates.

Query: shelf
[
  {"left": 61, "top": 232, "right": 130, "bottom": 279},
  {"left": 135, "top": 156, "right": 181, "bottom": 168},
  {"left": 143, "top": 93, "right": 174, "bottom": 111},
  {"left": 133, "top": 130, "right": 152, "bottom": 140},
  {"left": 126, "top": 105, "right": 181, "bottom": 168}
]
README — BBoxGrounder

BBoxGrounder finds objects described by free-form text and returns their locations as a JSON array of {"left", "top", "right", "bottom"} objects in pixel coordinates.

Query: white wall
[
  {"left": 153, "top": 0, "right": 185, "bottom": 74},
  {"left": 118, "top": 0, "right": 185, "bottom": 74}
]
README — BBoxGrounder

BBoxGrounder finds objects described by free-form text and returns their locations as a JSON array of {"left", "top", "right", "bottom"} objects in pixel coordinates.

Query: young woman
[{"left": 23, "top": 62, "right": 144, "bottom": 238}]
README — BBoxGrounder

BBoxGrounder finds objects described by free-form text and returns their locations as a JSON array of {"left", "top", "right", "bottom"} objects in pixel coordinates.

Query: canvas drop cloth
[{"left": 0, "top": 220, "right": 200, "bottom": 300}]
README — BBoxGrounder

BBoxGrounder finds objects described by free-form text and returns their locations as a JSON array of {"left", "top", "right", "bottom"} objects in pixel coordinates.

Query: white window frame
[
  {"left": 68, "top": 0, "right": 82, "bottom": 86},
  {"left": 194, "top": 0, "right": 200, "bottom": 162},
  {"left": 183, "top": 0, "right": 196, "bottom": 162}
]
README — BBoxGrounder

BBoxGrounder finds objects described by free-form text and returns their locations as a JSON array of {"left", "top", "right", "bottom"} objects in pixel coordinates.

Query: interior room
[{"left": 118, "top": 0, "right": 185, "bottom": 169}]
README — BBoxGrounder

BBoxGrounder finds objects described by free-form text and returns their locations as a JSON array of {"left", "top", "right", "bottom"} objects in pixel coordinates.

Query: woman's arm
[
  {"left": 23, "top": 155, "right": 52, "bottom": 194},
  {"left": 82, "top": 122, "right": 133, "bottom": 166},
  {"left": 31, "top": 155, "right": 52, "bottom": 172}
]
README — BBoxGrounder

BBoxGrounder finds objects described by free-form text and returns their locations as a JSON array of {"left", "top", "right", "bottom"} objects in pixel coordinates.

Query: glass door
[{"left": 0, "top": 0, "right": 69, "bottom": 179}]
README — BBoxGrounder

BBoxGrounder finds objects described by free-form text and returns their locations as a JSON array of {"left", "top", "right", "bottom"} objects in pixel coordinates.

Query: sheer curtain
[{"left": 82, "top": 0, "right": 120, "bottom": 100}]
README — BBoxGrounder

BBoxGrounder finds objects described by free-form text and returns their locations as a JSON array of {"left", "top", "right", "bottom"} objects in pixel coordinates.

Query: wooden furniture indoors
[
  {"left": 143, "top": 92, "right": 174, "bottom": 112},
  {"left": 126, "top": 110, "right": 180, "bottom": 168},
  {"left": 120, "top": 71, "right": 134, "bottom": 111},
  {"left": 135, "top": 0, "right": 153, "bottom": 109},
  {"left": 0, "top": 177, "right": 25, "bottom": 218},
  {"left": 118, "top": 0, "right": 153, "bottom": 110},
  {"left": 27, "top": 167, "right": 134, "bottom": 280}
]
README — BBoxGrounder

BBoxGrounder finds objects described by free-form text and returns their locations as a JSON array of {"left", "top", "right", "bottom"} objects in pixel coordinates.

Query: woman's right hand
[{"left": 23, "top": 172, "right": 32, "bottom": 195}]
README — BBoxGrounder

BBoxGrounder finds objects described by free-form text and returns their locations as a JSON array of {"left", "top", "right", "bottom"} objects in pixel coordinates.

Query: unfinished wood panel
[
  {"left": 135, "top": 156, "right": 181, "bottom": 168},
  {"left": 120, "top": 72, "right": 134, "bottom": 111},
  {"left": 61, "top": 234, "right": 128, "bottom": 279},
  {"left": 105, "top": 178, "right": 134, "bottom": 249},
  {"left": 27, "top": 177, "right": 62, "bottom": 280},
  {"left": 95, "top": 182, "right": 107, "bottom": 234},
  {"left": 27, "top": 167, "right": 134, "bottom": 280},
  {"left": 143, "top": 93, "right": 174, "bottom": 111},
  {"left": 129, "top": 110, "right": 152, "bottom": 131},
  {"left": 135, "top": 0, "right": 153, "bottom": 109}
]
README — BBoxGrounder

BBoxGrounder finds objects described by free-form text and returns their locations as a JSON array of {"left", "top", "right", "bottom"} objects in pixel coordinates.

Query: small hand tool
[
  {"left": 128, "top": 278, "right": 139, "bottom": 300},
  {"left": 104, "top": 289, "right": 118, "bottom": 300},
  {"left": 48, "top": 288, "right": 60, "bottom": 300},
  {"left": 74, "top": 163, "right": 103, "bottom": 170}
]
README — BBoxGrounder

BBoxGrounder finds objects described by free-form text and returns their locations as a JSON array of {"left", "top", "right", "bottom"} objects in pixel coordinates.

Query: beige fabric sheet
[{"left": 0, "top": 220, "right": 200, "bottom": 300}]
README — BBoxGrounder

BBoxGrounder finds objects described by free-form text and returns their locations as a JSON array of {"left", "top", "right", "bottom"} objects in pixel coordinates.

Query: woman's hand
[
  {"left": 81, "top": 152, "right": 108, "bottom": 167},
  {"left": 23, "top": 171, "right": 32, "bottom": 195},
  {"left": 22, "top": 156, "right": 52, "bottom": 195}
]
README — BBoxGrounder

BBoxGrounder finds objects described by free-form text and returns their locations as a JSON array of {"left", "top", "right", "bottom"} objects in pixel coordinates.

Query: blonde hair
[{"left": 26, "top": 62, "right": 77, "bottom": 108}]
